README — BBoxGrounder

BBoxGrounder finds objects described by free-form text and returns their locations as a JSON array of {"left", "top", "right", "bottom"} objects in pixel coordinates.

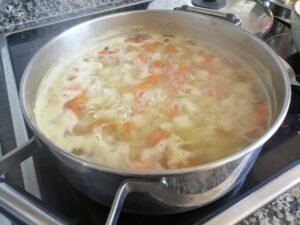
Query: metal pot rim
[{"left": 19, "top": 10, "right": 291, "bottom": 177}]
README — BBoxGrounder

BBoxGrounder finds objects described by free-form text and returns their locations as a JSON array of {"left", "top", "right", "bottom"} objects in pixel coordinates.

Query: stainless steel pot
[{"left": 0, "top": 10, "right": 291, "bottom": 225}]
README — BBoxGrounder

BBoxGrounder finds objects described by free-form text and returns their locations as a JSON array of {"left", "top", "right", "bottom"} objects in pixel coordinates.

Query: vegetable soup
[{"left": 35, "top": 33, "right": 270, "bottom": 170}]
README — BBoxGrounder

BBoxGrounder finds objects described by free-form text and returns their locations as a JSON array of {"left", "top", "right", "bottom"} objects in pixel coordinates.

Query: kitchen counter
[
  {"left": 0, "top": 1, "right": 299, "bottom": 225},
  {"left": 238, "top": 184, "right": 300, "bottom": 225},
  {"left": 0, "top": 0, "right": 148, "bottom": 32}
]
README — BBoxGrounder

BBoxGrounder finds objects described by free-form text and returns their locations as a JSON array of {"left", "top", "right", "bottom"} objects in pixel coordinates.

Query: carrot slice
[
  {"left": 149, "top": 128, "right": 169, "bottom": 147},
  {"left": 131, "top": 73, "right": 160, "bottom": 92},
  {"left": 137, "top": 53, "right": 148, "bottom": 62},
  {"left": 92, "top": 119, "right": 104, "bottom": 127},
  {"left": 166, "top": 104, "right": 178, "bottom": 117},
  {"left": 153, "top": 60, "right": 166, "bottom": 67},
  {"left": 123, "top": 121, "right": 134, "bottom": 131},
  {"left": 177, "top": 64, "right": 189, "bottom": 74},
  {"left": 64, "top": 95, "right": 86, "bottom": 116},
  {"left": 131, "top": 82, "right": 150, "bottom": 92},
  {"left": 165, "top": 43, "right": 176, "bottom": 53},
  {"left": 178, "top": 160, "right": 194, "bottom": 169},
  {"left": 131, "top": 161, "right": 155, "bottom": 170},
  {"left": 143, "top": 42, "right": 158, "bottom": 51},
  {"left": 145, "top": 73, "right": 160, "bottom": 84},
  {"left": 125, "top": 36, "right": 146, "bottom": 43},
  {"left": 254, "top": 104, "right": 268, "bottom": 126}
]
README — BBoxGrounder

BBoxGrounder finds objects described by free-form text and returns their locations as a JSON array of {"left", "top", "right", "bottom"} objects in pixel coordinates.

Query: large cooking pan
[{"left": 0, "top": 10, "right": 291, "bottom": 225}]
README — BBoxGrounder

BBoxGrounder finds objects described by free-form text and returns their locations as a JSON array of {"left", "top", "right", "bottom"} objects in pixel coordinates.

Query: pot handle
[
  {"left": 279, "top": 57, "right": 300, "bottom": 86},
  {"left": 0, "top": 137, "right": 40, "bottom": 175},
  {"left": 0, "top": 137, "right": 68, "bottom": 225},
  {"left": 106, "top": 179, "right": 166, "bottom": 225},
  {"left": 174, "top": 5, "right": 241, "bottom": 26}
]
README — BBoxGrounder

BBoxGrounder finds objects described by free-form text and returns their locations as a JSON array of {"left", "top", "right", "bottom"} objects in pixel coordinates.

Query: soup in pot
[{"left": 35, "top": 32, "right": 270, "bottom": 170}]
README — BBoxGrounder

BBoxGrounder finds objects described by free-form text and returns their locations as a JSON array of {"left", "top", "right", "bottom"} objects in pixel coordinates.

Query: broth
[{"left": 35, "top": 33, "right": 270, "bottom": 170}]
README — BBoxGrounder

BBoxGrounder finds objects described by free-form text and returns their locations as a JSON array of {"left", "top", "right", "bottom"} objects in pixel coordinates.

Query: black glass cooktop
[{"left": 1, "top": 5, "right": 300, "bottom": 225}]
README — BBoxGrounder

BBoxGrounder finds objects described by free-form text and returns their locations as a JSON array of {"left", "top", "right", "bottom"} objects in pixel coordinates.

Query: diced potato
[
  {"left": 131, "top": 114, "right": 151, "bottom": 127},
  {"left": 180, "top": 128, "right": 199, "bottom": 142},
  {"left": 178, "top": 98, "right": 198, "bottom": 113},
  {"left": 166, "top": 135, "right": 192, "bottom": 165},
  {"left": 173, "top": 115, "right": 194, "bottom": 130},
  {"left": 159, "top": 122, "right": 173, "bottom": 132},
  {"left": 122, "top": 93, "right": 134, "bottom": 102},
  {"left": 140, "top": 140, "right": 167, "bottom": 162}
]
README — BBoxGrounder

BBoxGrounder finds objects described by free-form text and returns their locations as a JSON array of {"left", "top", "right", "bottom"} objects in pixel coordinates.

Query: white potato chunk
[
  {"left": 173, "top": 115, "right": 194, "bottom": 130},
  {"left": 131, "top": 114, "right": 151, "bottom": 127},
  {"left": 167, "top": 135, "right": 192, "bottom": 165}
]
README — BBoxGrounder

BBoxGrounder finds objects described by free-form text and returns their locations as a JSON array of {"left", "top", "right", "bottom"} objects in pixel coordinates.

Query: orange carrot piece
[
  {"left": 207, "top": 86, "right": 227, "bottom": 100},
  {"left": 64, "top": 95, "right": 86, "bottom": 116},
  {"left": 125, "top": 36, "right": 146, "bottom": 43},
  {"left": 123, "top": 121, "right": 134, "bottom": 130},
  {"left": 145, "top": 73, "right": 160, "bottom": 84},
  {"left": 166, "top": 104, "right": 178, "bottom": 117},
  {"left": 131, "top": 161, "right": 155, "bottom": 170},
  {"left": 178, "top": 160, "right": 194, "bottom": 169},
  {"left": 153, "top": 60, "right": 166, "bottom": 67},
  {"left": 177, "top": 64, "right": 189, "bottom": 74},
  {"left": 137, "top": 53, "right": 148, "bottom": 62},
  {"left": 143, "top": 42, "right": 158, "bottom": 51},
  {"left": 131, "top": 82, "right": 150, "bottom": 92},
  {"left": 165, "top": 43, "right": 176, "bottom": 53},
  {"left": 149, "top": 128, "right": 169, "bottom": 147},
  {"left": 92, "top": 119, "right": 104, "bottom": 127},
  {"left": 254, "top": 104, "right": 268, "bottom": 125}
]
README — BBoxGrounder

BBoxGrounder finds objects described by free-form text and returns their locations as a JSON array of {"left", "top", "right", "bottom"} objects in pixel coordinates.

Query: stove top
[{"left": 0, "top": 3, "right": 300, "bottom": 225}]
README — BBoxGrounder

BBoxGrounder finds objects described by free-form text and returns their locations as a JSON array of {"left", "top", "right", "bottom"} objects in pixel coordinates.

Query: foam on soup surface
[{"left": 35, "top": 33, "right": 270, "bottom": 170}]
